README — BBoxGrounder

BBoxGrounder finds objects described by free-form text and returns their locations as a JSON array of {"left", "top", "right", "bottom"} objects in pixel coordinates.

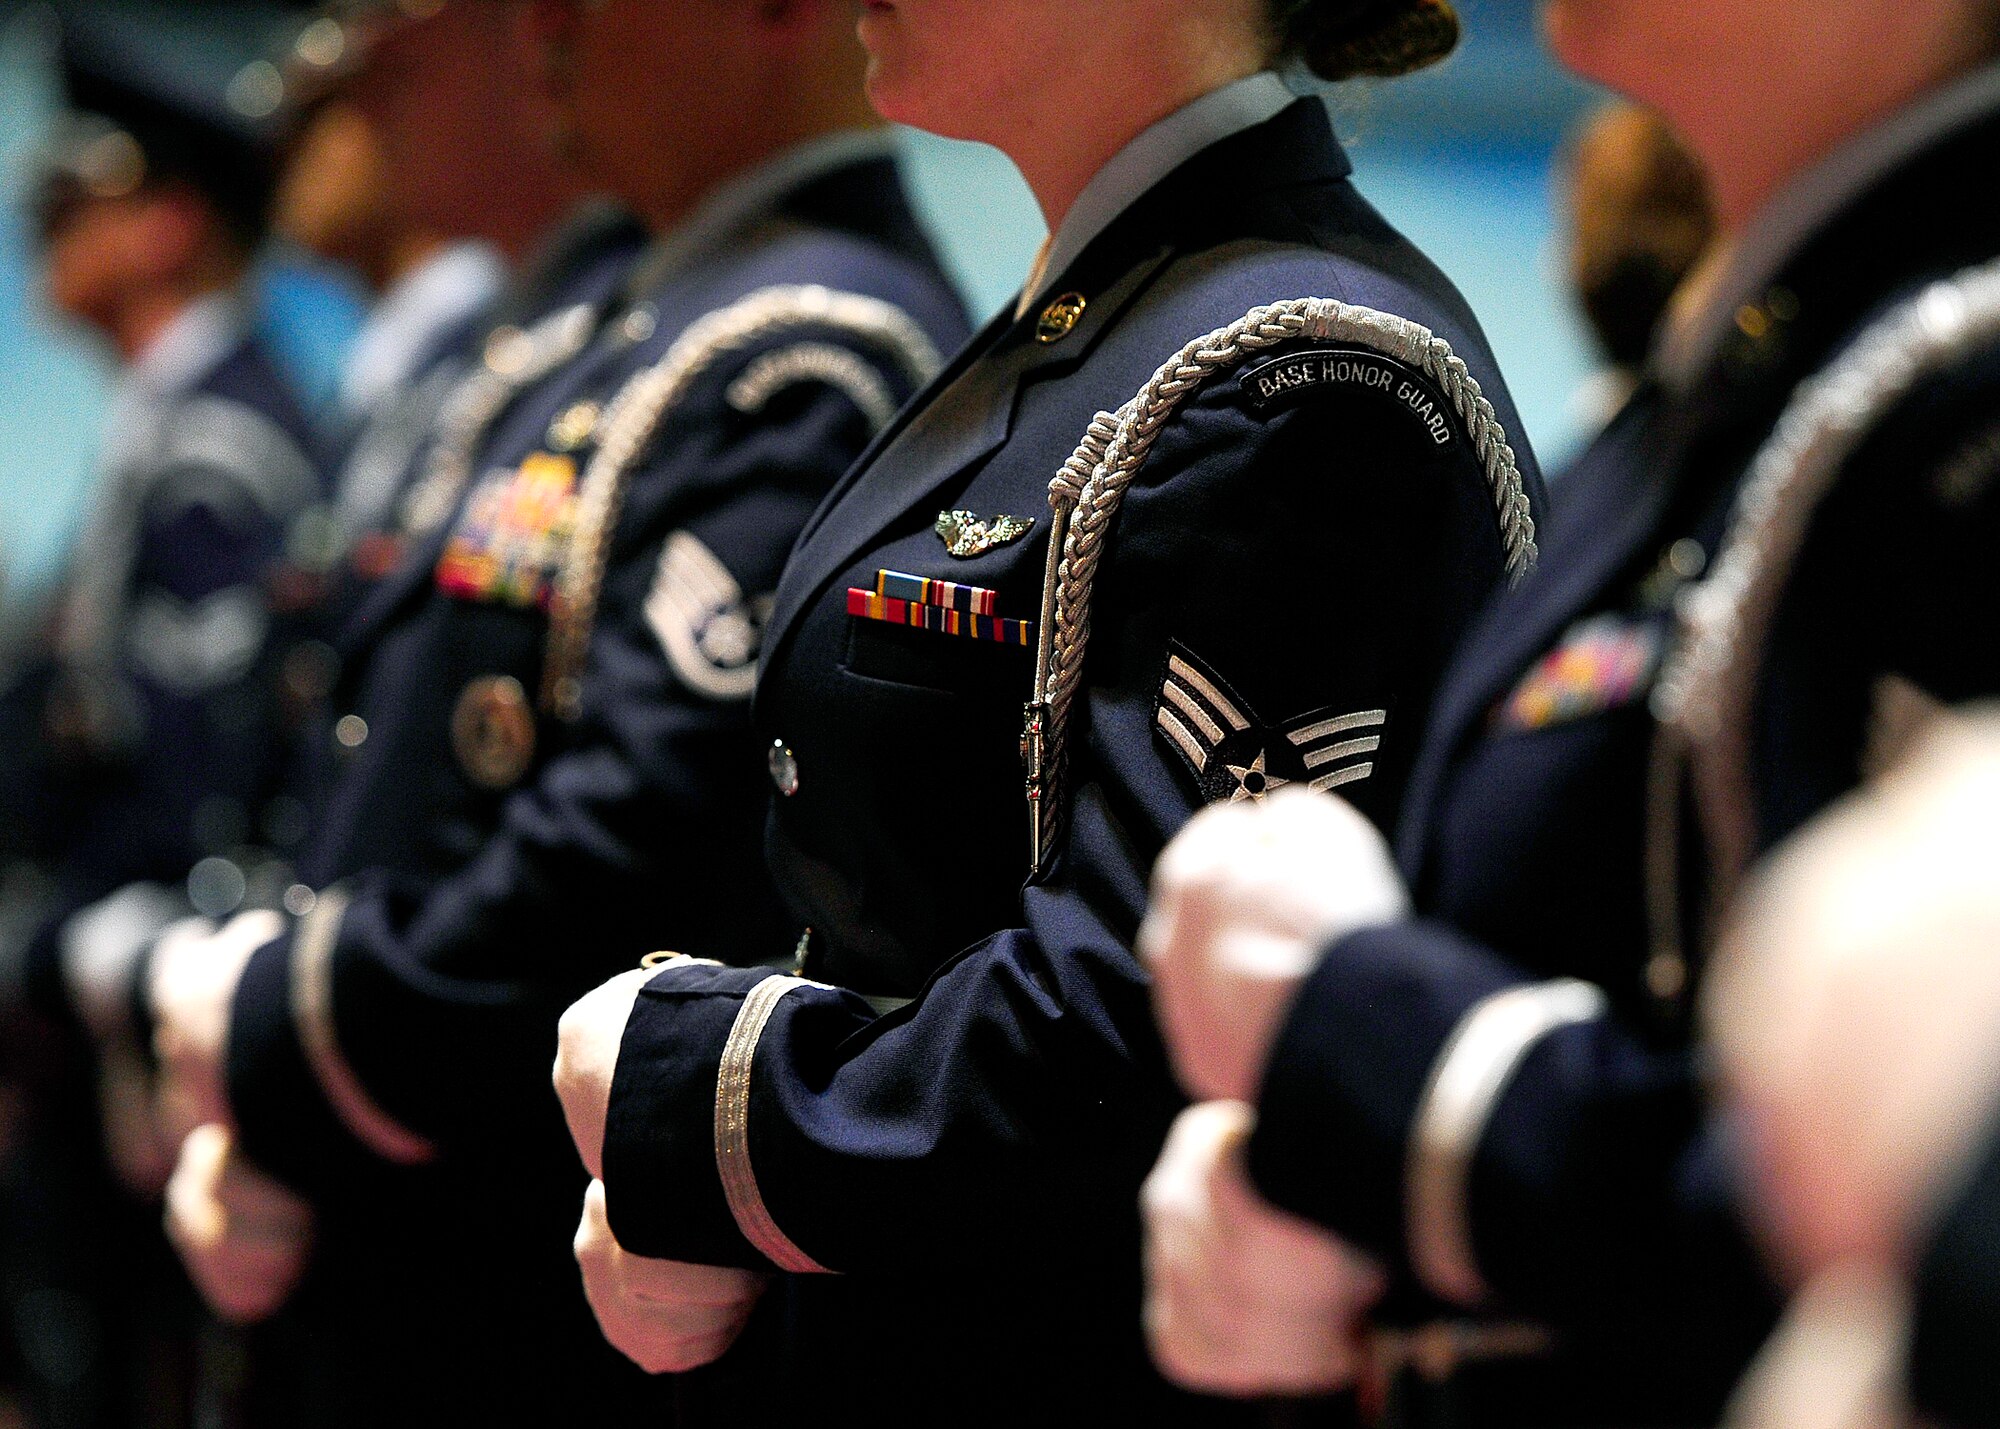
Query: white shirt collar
[
  {"left": 100, "top": 290, "right": 249, "bottom": 475},
  {"left": 1658, "top": 59, "right": 2000, "bottom": 391},
  {"left": 338, "top": 240, "right": 506, "bottom": 419},
  {"left": 126, "top": 289, "right": 247, "bottom": 402},
  {"left": 1020, "top": 71, "right": 1300, "bottom": 315}
]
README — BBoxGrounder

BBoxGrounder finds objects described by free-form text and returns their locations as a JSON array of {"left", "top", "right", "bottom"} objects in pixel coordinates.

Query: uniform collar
[
  {"left": 338, "top": 240, "right": 506, "bottom": 419},
  {"left": 1019, "top": 71, "right": 1302, "bottom": 316},
  {"left": 620, "top": 128, "right": 902, "bottom": 304},
  {"left": 125, "top": 288, "right": 247, "bottom": 401},
  {"left": 1658, "top": 59, "right": 2000, "bottom": 393},
  {"left": 100, "top": 288, "right": 248, "bottom": 476},
  {"left": 761, "top": 97, "right": 1355, "bottom": 681}
]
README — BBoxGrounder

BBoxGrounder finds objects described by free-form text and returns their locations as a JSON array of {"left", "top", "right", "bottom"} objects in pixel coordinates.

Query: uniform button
[
  {"left": 187, "top": 857, "right": 247, "bottom": 919},
  {"left": 768, "top": 739, "right": 800, "bottom": 797},
  {"left": 334, "top": 714, "right": 369, "bottom": 749},
  {"left": 1644, "top": 951, "right": 1688, "bottom": 1002},
  {"left": 621, "top": 304, "right": 658, "bottom": 345}
]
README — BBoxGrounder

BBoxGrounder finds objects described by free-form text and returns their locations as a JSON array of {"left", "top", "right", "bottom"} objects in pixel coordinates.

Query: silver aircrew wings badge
[
  {"left": 1154, "top": 641, "right": 1385, "bottom": 804},
  {"left": 935, "top": 509, "right": 1036, "bottom": 558}
]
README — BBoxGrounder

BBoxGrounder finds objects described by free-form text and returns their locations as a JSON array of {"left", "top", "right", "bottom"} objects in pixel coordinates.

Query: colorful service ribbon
[
  {"left": 873, "top": 568, "right": 999, "bottom": 615},
  {"left": 846, "top": 587, "right": 1033, "bottom": 646}
]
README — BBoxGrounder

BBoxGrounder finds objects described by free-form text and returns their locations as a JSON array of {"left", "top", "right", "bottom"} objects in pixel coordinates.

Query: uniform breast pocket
[
  {"left": 841, "top": 614, "right": 1033, "bottom": 695},
  {"left": 836, "top": 565, "right": 1038, "bottom": 696}
]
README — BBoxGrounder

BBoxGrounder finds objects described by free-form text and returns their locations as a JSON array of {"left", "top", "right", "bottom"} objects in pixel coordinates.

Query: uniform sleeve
[
  {"left": 224, "top": 359, "right": 903, "bottom": 1194},
  {"left": 1244, "top": 918, "right": 1779, "bottom": 1389},
  {"left": 88, "top": 447, "right": 301, "bottom": 880},
  {"left": 597, "top": 362, "right": 1531, "bottom": 1275},
  {"left": 1911, "top": 1104, "right": 2000, "bottom": 1429}
]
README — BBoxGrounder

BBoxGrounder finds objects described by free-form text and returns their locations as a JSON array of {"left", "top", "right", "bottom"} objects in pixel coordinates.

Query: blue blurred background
[{"left": 0, "top": 0, "right": 1603, "bottom": 622}]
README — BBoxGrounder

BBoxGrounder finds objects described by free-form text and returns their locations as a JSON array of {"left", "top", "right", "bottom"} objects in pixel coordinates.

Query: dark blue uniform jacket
[
  {"left": 224, "top": 152, "right": 966, "bottom": 1193},
  {"left": 216, "top": 150, "right": 965, "bottom": 1429},
  {"left": 600, "top": 98, "right": 1545, "bottom": 1424},
  {"left": 1246, "top": 76, "right": 2000, "bottom": 1429}
]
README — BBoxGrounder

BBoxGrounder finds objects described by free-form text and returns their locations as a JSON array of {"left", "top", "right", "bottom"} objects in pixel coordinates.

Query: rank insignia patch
[
  {"left": 647, "top": 532, "right": 771, "bottom": 702},
  {"left": 435, "top": 451, "right": 580, "bottom": 608},
  {"left": 1492, "top": 613, "right": 1663, "bottom": 733},
  {"left": 1155, "top": 642, "right": 1385, "bottom": 804},
  {"left": 935, "top": 509, "right": 1036, "bottom": 559}
]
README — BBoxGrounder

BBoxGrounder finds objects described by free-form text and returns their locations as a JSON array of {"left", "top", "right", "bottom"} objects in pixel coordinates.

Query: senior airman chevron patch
[{"left": 1154, "top": 641, "right": 1385, "bottom": 804}]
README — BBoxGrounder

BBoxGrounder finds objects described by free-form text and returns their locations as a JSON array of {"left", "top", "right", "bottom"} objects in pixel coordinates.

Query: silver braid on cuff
[
  {"left": 713, "top": 975, "right": 836, "bottom": 1275},
  {"left": 290, "top": 887, "right": 439, "bottom": 1167},
  {"left": 1406, "top": 978, "right": 1607, "bottom": 1307}
]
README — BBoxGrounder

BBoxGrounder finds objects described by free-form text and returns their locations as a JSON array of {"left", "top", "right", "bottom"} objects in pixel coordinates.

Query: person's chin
[{"left": 861, "top": 58, "right": 923, "bottom": 130}]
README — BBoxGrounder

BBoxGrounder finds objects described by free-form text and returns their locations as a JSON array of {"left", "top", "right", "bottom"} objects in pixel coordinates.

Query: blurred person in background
[
  {"left": 1705, "top": 710, "right": 2000, "bottom": 1429},
  {"left": 32, "top": 2, "right": 643, "bottom": 1421},
  {"left": 547, "top": 0, "right": 1544, "bottom": 1422},
  {"left": 1138, "top": 0, "right": 2000, "bottom": 1423},
  {"left": 139, "top": 1, "right": 966, "bottom": 1424},
  {"left": 0, "top": 10, "right": 318, "bottom": 1427},
  {"left": 1560, "top": 101, "right": 1712, "bottom": 430}
]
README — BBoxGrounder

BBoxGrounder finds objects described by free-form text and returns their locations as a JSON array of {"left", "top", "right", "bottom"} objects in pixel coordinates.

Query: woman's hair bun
[{"left": 1274, "top": 0, "right": 1461, "bottom": 81}]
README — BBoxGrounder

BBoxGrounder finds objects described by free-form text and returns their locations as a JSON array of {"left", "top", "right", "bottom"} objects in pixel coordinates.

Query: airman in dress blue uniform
[
  {"left": 142, "top": 3, "right": 967, "bottom": 1422},
  {"left": 554, "top": 0, "right": 1545, "bottom": 1418},
  {"left": 0, "top": 11, "right": 321, "bottom": 1424},
  {"left": 1140, "top": 11, "right": 2000, "bottom": 1429}
]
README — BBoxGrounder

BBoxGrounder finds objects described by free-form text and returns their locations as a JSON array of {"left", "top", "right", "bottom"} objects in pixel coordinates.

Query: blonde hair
[{"left": 1268, "top": 0, "right": 1460, "bottom": 80}]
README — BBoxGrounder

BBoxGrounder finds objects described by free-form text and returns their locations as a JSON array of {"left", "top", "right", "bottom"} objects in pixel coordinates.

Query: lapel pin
[{"left": 1036, "top": 292, "right": 1087, "bottom": 344}]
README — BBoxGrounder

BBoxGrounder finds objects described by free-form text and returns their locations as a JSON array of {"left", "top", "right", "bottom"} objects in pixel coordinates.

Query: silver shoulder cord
[
  {"left": 398, "top": 303, "right": 600, "bottom": 538},
  {"left": 1024, "top": 296, "right": 1539, "bottom": 869},
  {"left": 1647, "top": 255, "right": 2000, "bottom": 993},
  {"left": 541, "top": 284, "right": 945, "bottom": 720}
]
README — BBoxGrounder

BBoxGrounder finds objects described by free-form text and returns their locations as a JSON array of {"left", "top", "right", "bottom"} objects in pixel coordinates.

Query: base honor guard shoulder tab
[{"left": 1237, "top": 346, "right": 1459, "bottom": 449}]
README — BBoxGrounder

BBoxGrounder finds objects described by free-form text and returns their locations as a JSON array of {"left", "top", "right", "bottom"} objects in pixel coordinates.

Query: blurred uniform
[
  {"left": 1914, "top": 1111, "right": 2000, "bottom": 1429},
  {"left": 213, "top": 136, "right": 964, "bottom": 1424},
  {"left": 0, "top": 13, "right": 317, "bottom": 1428},
  {"left": 590, "top": 79, "right": 1541, "bottom": 1425},
  {"left": 1237, "top": 58, "right": 2000, "bottom": 1429}
]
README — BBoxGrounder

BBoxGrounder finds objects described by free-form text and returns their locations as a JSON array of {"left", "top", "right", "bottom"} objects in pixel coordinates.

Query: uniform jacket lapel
[
  {"left": 1395, "top": 395, "right": 1671, "bottom": 873},
  {"left": 761, "top": 98, "right": 1354, "bottom": 676},
  {"left": 760, "top": 242, "right": 1171, "bottom": 671}
]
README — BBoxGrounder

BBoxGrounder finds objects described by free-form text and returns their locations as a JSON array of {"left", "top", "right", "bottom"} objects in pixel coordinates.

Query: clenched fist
[
  {"left": 165, "top": 1124, "right": 314, "bottom": 1325},
  {"left": 1141, "top": 789, "right": 1406, "bottom": 1102},
  {"left": 574, "top": 1178, "right": 767, "bottom": 1374},
  {"left": 151, "top": 909, "right": 285, "bottom": 1140},
  {"left": 553, "top": 965, "right": 655, "bottom": 1180},
  {"left": 1708, "top": 714, "right": 2000, "bottom": 1278},
  {"left": 1143, "top": 1100, "right": 1386, "bottom": 1397}
]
